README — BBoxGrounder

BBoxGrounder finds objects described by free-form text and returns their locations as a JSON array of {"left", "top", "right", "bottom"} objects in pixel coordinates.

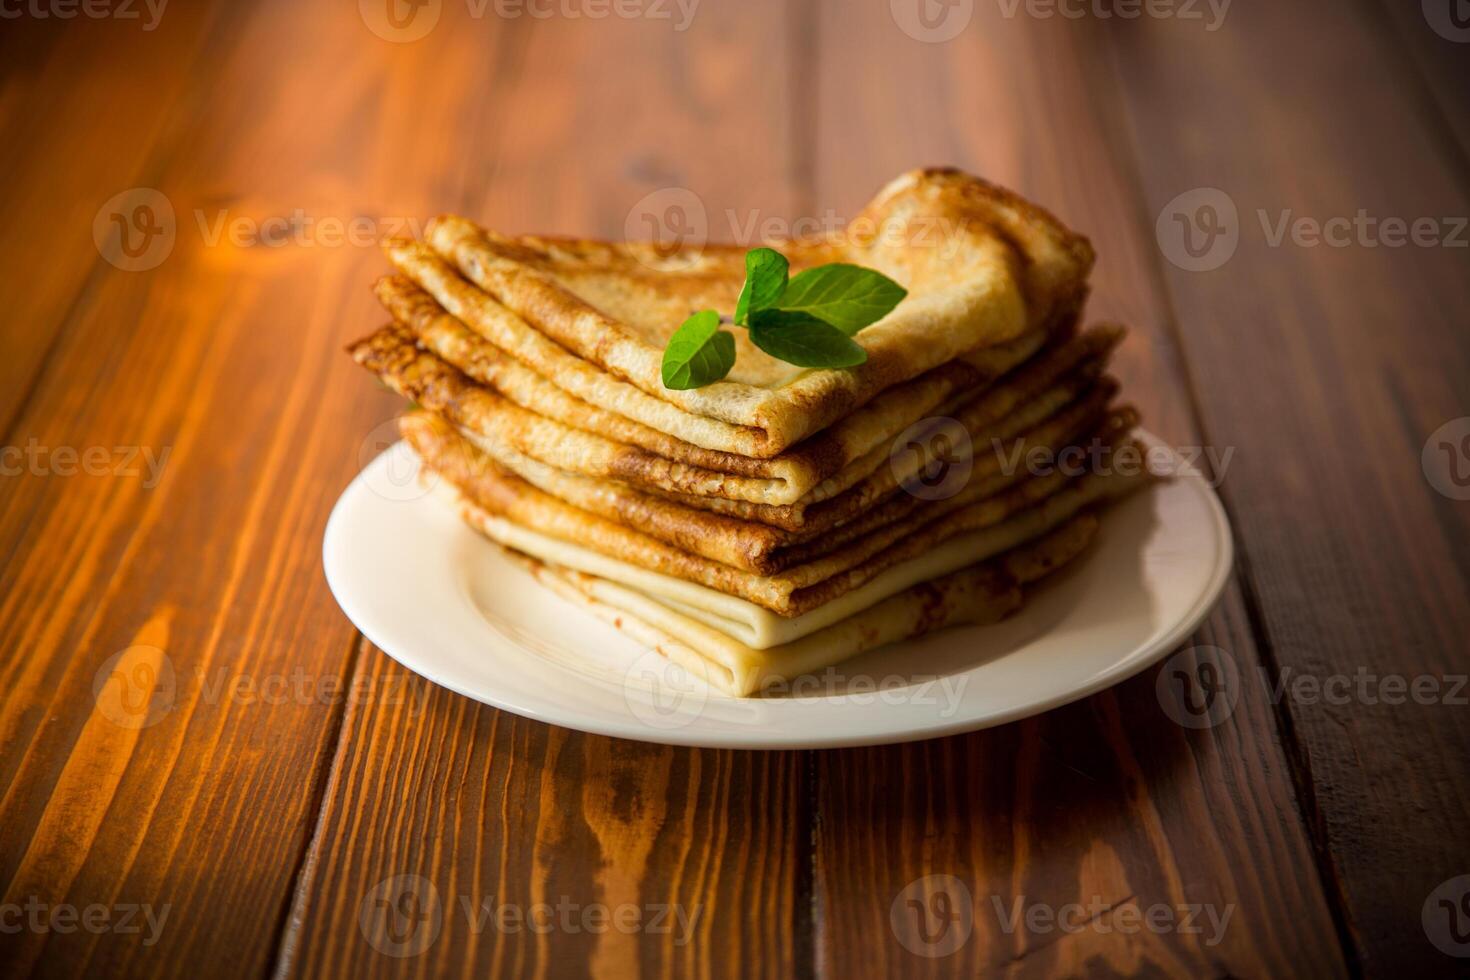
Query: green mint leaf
[
  {"left": 775, "top": 263, "right": 906, "bottom": 334},
  {"left": 747, "top": 310, "right": 868, "bottom": 369},
  {"left": 662, "top": 310, "right": 736, "bottom": 389},
  {"left": 734, "top": 248, "right": 789, "bottom": 326}
]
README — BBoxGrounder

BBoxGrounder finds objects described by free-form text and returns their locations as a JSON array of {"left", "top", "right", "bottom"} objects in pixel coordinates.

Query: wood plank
[
  {"left": 807, "top": 4, "right": 1347, "bottom": 975},
  {"left": 1374, "top": 0, "right": 1470, "bottom": 162},
  {"left": 0, "top": 0, "right": 501, "bottom": 974},
  {"left": 0, "top": 5, "right": 231, "bottom": 433},
  {"left": 5, "top": 2, "right": 1456, "bottom": 978},
  {"left": 275, "top": 4, "right": 811, "bottom": 977},
  {"left": 282, "top": 647, "right": 806, "bottom": 980},
  {"left": 1106, "top": 0, "right": 1470, "bottom": 973}
]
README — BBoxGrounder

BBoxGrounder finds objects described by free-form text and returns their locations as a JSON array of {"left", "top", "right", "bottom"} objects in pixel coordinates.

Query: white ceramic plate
[{"left": 324, "top": 435, "right": 1232, "bottom": 749}]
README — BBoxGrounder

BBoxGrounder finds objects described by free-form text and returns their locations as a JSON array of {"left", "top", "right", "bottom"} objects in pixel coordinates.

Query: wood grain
[
  {"left": 1109, "top": 0, "right": 1470, "bottom": 972},
  {"left": 0, "top": 0, "right": 464, "bottom": 974},
  {"left": 0, "top": 0, "right": 1464, "bottom": 977},
  {"left": 0, "top": 5, "right": 233, "bottom": 434},
  {"left": 282, "top": 646, "right": 806, "bottom": 980},
  {"left": 806, "top": 5, "right": 1346, "bottom": 976},
  {"left": 273, "top": 4, "right": 811, "bottom": 977},
  {"left": 1374, "top": 0, "right": 1470, "bottom": 163}
]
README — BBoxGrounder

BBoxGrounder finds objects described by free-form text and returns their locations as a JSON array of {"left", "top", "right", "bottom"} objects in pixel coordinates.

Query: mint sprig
[
  {"left": 660, "top": 248, "right": 905, "bottom": 390},
  {"left": 661, "top": 310, "right": 736, "bottom": 390},
  {"left": 734, "top": 248, "right": 788, "bottom": 326},
  {"left": 748, "top": 309, "right": 866, "bottom": 368},
  {"left": 775, "top": 264, "right": 908, "bottom": 335}
]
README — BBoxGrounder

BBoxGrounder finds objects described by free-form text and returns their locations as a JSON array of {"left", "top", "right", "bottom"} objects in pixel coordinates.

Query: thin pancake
[
  {"left": 376, "top": 272, "right": 1052, "bottom": 500},
  {"left": 513, "top": 514, "right": 1100, "bottom": 697},
  {"left": 349, "top": 319, "right": 1122, "bottom": 511},
  {"left": 403, "top": 168, "right": 1093, "bottom": 456},
  {"left": 399, "top": 394, "right": 1132, "bottom": 575},
  {"left": 352, "top": 324, "right": 784, "bottom": 504},
  {"left": 775, "top": 408, "right": 1140, "bottom": 565},
  {"left": 657, "top": 372, "right": 1122, "bottom": 532},
  {"left": 414, "top": 422, "right": 1148, "bottom": 621}
]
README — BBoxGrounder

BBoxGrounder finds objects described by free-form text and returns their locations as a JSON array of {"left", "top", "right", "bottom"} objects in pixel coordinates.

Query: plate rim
[{"left": 324, "top": 431, "right": 1233, "bottom": 749}]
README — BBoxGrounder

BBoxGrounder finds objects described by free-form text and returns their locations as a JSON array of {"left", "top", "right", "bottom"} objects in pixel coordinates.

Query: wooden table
[{"left": 2, "top": 1, "right": 1467, "bottom": 976}]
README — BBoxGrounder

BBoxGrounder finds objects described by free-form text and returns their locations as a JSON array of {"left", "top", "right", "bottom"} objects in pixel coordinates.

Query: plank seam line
[
  {"left": 1381, "top": 371, "right": 1470, "bottom": 595},
  {"left": 787, "top": 0, "right": 818, "bottom": 233},
  {"left": 0, "top": 0, "right": 248, "bottom": 452},
  {"left": 462, "top": 16, "right": 534, "bottom": 222},
  {"left": 1095, "top": 24, "right": 1364, "bottom": 979},
  {"left": 0, "top": 260, "right": 108, "bottom": 451},
  {"left": 261, "top": 18, "right": 537, "bottom": 975},
  {"left": 789, "top": 1, "right": 820, "bottom": 976},
  {"left": 1225, "top": 533, "right": 1363, "bottom": 980},
  {"left": 265, "top": 631, "right": 368, "bottom": 980},
  {"left": 1358, "top": 0, "right": 1470, "bottom": 197},
  {"left": 799, "top": 750, "right": 819, "bottom": 980}
]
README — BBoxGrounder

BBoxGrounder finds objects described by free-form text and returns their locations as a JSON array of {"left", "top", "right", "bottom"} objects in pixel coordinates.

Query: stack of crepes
[{"left": 349, "top": 169, "right": 1150, "bottom": 696}]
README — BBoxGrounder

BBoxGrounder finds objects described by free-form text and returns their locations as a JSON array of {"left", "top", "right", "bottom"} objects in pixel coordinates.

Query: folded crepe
[
  {"left": 375, "top": 273, "right": 1054, "bottom": 503},
  {"left": 346, "top": 168, "right": 1154, "bottom": 699},
  {"left": 401, "top": 394, "right": 1137, "bottom": 574},
  {"left": 408, "top": 413, "right": 1149, "bottom": 643},
  {"left": 386, "top": 168, "right": 1094, "bottom": 458},
  {"left": 350, "top": 317, "right": 1124, "bottom": 513},
  {"left": 505, "top": 512, "right": 1101, "bottom": 698},
  {"left": 648, "top": 340, "right": 1123, "bottom": 531}
]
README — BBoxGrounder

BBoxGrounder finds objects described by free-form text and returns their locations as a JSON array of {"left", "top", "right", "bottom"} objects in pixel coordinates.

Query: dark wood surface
[{"left": 1, "top": 1, "right": 1465, "bottom": 977}]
